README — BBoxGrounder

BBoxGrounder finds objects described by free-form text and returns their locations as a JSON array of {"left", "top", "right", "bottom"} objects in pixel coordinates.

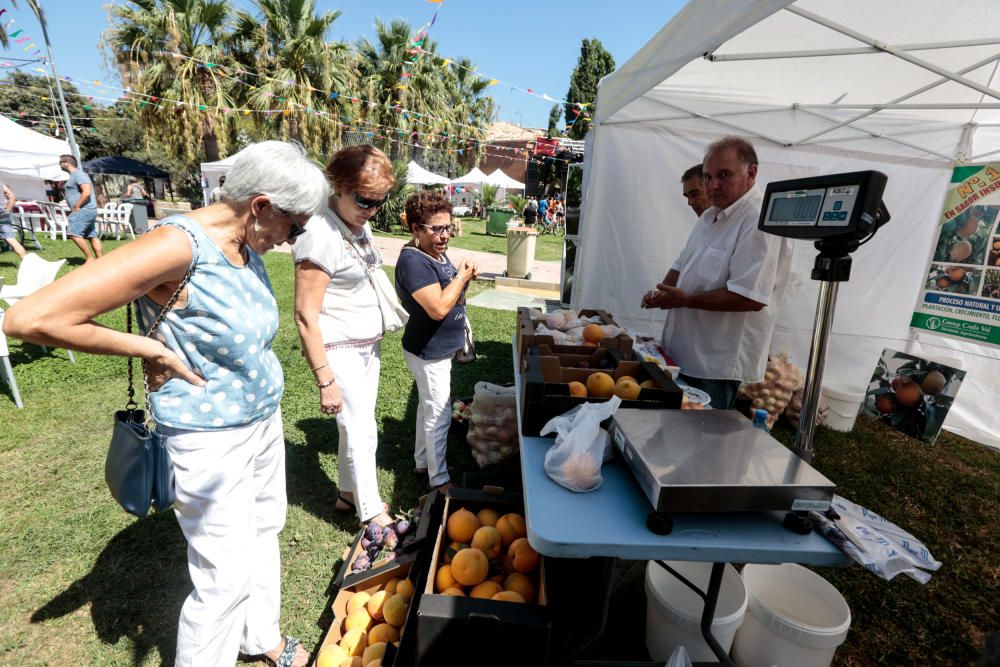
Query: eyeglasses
[
  {"left": 351, "top": 191, "right": 389, "bottom": 210},
  {"left": 419, "top": 223, "right": 456, "bottom": 236},
  {"left": 274, "top": 205, "right": 308, "bottom": 239}
]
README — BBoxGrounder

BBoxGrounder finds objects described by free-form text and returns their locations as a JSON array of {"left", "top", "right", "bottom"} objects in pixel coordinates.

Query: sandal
[
  {"left": 335, "top": 493, "right": 356, "bottom": 514},
  {"left": 267, "top": 636, "right": 308, "bottom": 667}
]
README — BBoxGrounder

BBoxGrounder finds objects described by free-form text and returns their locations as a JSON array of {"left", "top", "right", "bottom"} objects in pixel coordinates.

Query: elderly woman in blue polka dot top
[{"left": 3, "top": 141, "right": 327, "bottom": 667}]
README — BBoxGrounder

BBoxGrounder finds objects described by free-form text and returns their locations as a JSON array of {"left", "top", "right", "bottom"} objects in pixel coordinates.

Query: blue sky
[{"left": 6, "top": 0, "right": 685, "bottom": 129}]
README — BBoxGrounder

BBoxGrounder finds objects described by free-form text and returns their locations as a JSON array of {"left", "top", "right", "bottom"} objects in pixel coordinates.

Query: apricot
[
  {"left": 447, "top": 508, "right": 480, "bottom": 543},
  {"left": 435, "top": 563, "right": 456, "bottom": 593},
  {"left": 613, "top": 379, "right": 641, "bottom": 400},
  {"left": 343, "top": 608, "right": 372, "bottom": 634},
  {"left": 316, "top": 644, "right": 349, "bottom": 667},
  {"left": 950, "top": 240, "right": 973, "bottom": 261},
  {"left": 339, "top": 657, "right": 362, "bottom": 667},
  {"left": 362, "top": 642, "right": 388, "bottom": 665},
  {"left": 895, "top": 377, "right": 924, "bottom": 407},
  {"left": 586, "top": 372, "right": 615, "bottom": 398},
  {"left": 568, "top": 381, "right": 588, "bottom": 397},
  {"left": 441, "top": 587, "right": 466, "bottom": 596},
  {"left": 583, "top": 324, "right": 604, "bottom": 343},
  {"left": 508, "top": 537, "right": 540, "bottom": 573},
  {"left": 935, "top": 276, "right": 951, "bottom": 289},
  {"left": 640, "top": 379, "right": 659, "bottom": 390},
  {"left": 469, "top": 581, "right": 504, "bottom": 599},
  {"left": 367, "top": 590, "right": 388, "bottom": 621},
  {"left": 471, "top": 526, "right": 503, "bottom": 559},
  {"left": 444, "top": 541, "right": 468, "bottom": 564},
  {"left": 477, "top": 508, "right": 499, "bottom": 527},
  {"left": 382, "top": 578, "right": 400, "bottom": 596},
  {"left": 492, "top": 590, "right": 526, "bottom": 603},
  {"left": 503, "top": 572, "right": 536, "bottom": 604},
  {"left": 495, "top": 513, "right": 527, "bottom": 548},
  {"left": 395, "top": 578, "right": 414, "bottom": 600},
  {"left": 451, "top": 547, "right": 489, "bottom": 586},
  {"left": 874, "top": 393, "right": 896, "bottom": 415},
  {"left": 947, "top": 267, "right": 966, "bottom": 281},
  {"left": 339, "top": 628, "right": 367, "bottom": 657},
  {"left": 368, "top": 623, "right": 398, "bottom": 644},
  {"left": 346, "top": 591, "right": 371, "bottom": 615},
  {"left": 382, "top": 593, "right": 409, "bottom": 627},
  {"left": 959, "top": 217, "right": 980, "bottom": 237}
]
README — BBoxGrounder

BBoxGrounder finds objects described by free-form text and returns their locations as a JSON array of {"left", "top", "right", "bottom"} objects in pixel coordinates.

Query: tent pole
[
  {"left": 38, "top": 19, "right": 80, "bottom": 162},
  {"left": 710, "top": 36, "right": 1000, "bottom": 62},
  {"left": 795, "top": 108, "right": 954, "bottom": 160}
]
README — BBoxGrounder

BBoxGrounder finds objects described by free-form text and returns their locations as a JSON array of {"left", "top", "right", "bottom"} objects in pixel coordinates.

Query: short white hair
[{"left": 220, "top": 141, "right": 329, "bottom": 217}]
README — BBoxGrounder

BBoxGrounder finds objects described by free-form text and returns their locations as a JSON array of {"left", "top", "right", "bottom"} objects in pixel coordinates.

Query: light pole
[{"left": 35, "top": 7, "right": 80, "bottom": 161}]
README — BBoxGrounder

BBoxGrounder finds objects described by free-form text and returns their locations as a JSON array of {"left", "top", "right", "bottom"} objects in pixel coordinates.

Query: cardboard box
[
  {"left": 315, "top": 558, "right": 419, "bottom": 666},
  {"left": 416, "top": 488, "right": 551, "bottom": 666},
  {"left": 520, "top": 346, "right": 683, "bottom": 437},
  {"left": 516, "top": 307, "right": 633, "bottom": 364}
]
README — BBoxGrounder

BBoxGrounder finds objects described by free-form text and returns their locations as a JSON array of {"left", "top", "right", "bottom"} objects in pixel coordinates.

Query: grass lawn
[
  {"left": 375, "top": 216, "right": 565, "bottom": 263},
  {"left": 1, "top": 240, "right": 997, "bottom": 665}
]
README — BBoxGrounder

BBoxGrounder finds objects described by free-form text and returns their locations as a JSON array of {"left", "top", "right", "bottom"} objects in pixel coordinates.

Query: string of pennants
[{"left": 0, "top": 3, "right": 44, "bottom": 59}]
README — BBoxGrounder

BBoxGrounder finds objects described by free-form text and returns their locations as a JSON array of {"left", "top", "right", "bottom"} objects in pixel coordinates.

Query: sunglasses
[
  {"left": 274, "top": 205, "right": 307, "bottom": 239},
  {"left": 419, "top": 223, "right": 456, "bottom": 236},
  {"left": 351, "top": 191, "right": 389, "bottom": 210}
]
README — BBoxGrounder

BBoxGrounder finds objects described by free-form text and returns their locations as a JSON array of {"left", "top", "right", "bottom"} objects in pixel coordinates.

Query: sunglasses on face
[
  {"left": 274, "top": 205, "right": 307, "bottom": 239},
  {"left": 419, "top": 223, "right": 456, "bottom": 236},
  {"left": 351, "top": 191, "right": 388, "bottom": 210}
]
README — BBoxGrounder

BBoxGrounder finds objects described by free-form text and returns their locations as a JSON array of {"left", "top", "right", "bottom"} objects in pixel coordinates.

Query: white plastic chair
[
  {"left": 113, "top": 202, "right": 136, "bottom": 240},
  {"left": 12, "top": 205, "right": 44, "bottom": 251},
  {"left": 38, "top": 202, "right": 69, "bottom": 241},
  {"left": 0, "top": 298, "right": 24, "bottom": 409},
  {"left": 0, "top": 253, "right": 75, "bottom": 363}
]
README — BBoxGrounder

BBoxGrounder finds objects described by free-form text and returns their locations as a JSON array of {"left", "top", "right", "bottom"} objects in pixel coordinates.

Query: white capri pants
[
  {"left": 404, "top": 350, "right": 453, "bottom": 488},
  {"left": 160, "top": 410, "right": 286, "bottom": 667},
  {"left": 327, "top": 341, "right": 384, "bottom": 522}
]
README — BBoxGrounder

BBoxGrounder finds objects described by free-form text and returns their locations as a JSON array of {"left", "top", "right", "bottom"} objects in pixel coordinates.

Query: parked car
[{"left": 452, "top": 205, "right": 471, "bottom": 216}]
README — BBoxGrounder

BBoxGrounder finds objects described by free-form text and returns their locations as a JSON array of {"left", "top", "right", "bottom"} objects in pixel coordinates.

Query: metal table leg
[{"left": 654, "top": 561, "right": 734, "bottom": 667}]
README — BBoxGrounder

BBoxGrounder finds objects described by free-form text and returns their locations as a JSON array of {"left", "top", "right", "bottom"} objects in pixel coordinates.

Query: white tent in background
[
  {"left": 485, "top": 169, "right": 525, "bottom": 190},
  {"left": 0, "top": 115, "right": 69, "bottom": 200},
  {"left": 199, "top": 155, "right": 238, "bottom": 206},
  {"left": 575, "top": 0, "right": 1000, "bottom": 449},
  {"left": 406, "top": 161, "right": 450, "bottom": 186},
  {"left": 451, "top": 167, "right": 489, "bottom": 187}
]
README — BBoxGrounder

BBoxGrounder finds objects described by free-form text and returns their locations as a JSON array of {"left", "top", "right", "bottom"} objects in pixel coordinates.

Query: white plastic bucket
[
  {"left": 733, "top": 564, "right": 851, "bottom": 667},
  {"left": 821, "top": 383, "right": 865, "bottom": 432},
  {"left": 645, "top": 561, "right": 748, "bottom": 662}
]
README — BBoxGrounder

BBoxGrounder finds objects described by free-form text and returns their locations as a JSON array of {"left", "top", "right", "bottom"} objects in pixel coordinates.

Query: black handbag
[{"left": 105, "top": 269, "right": 192, "bottom": 517}]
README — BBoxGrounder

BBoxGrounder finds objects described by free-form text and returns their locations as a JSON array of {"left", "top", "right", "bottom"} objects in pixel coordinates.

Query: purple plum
[
  {"left": 401, "top": 535, "right": 417, "bottom": 551},
  {"left": 395, "top": 519, "right": 412, "bottom": 536},
  {"left": 364, "top": 522, "right": 383, "bottom": 541},
  {"left": 353, "top": 554, "right": 370, "bottom": 571},
  {"left": 361, "top": 537, "right": 372, "bottom": 550}
]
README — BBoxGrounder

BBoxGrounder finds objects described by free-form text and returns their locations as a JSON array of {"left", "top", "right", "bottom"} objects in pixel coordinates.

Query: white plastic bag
[
  {"left": 540, "top": 396, "right": 622, "bottom": 492},
  {"left": 664, "top": 646, "right": 693, "bottom": 667}
]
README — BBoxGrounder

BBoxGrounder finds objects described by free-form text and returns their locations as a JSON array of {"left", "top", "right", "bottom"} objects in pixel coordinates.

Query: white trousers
[
  {"left": 327, "top": 341, "right": 384, "bottom": 522},
  {"left": 160, "top": 411, "right": 286, "bottom": 667},
  {"left": 404, "top": 350, "right": 453, "bottom": 487}
]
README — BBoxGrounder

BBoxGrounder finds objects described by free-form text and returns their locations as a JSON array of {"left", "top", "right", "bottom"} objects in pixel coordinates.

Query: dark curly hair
[{"left": 404, "top": 190, "right": 452, "bottom": 230}]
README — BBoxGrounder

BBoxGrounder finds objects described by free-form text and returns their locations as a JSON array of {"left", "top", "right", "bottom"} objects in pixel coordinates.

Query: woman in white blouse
[{"left": 293, "top": 145, "right": 397, "bottom": 527}]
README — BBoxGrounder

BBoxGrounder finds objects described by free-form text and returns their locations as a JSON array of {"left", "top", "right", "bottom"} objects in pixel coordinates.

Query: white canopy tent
[
  {"left": 200, "top": 154, "right": 237, "bottom": 205},
  {"left": 575, "top": 0, "right": 1000, "bottom": 449},
  {"left": 485, "top": 168, "right": 525, "bottom": 189},
  {"left": 0, "top": 115, "right": 69, "bottom": 201},
  {"left": 406, "top": 160, "right": 451, "bottom": 186},
  {"left": 451, "top": 167, "right": 489, "bottom": 188}
]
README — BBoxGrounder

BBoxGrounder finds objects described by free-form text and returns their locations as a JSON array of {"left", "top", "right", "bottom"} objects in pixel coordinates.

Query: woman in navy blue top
[{"left": 395, "top": 191, "right": 478, "bottom": 490}]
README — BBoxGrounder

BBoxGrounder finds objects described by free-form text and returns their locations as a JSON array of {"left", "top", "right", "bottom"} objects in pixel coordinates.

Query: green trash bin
[
  {"left": 506, "top": 227, "right": 538, "bottom": 279},
  {"left": 486, "top": 208, "right": 515, "bottom": 235}
]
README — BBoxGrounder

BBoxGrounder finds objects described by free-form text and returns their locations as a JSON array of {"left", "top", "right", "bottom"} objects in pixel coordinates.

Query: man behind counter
[{"left": 642, "top": 137, "right": 792, "bottom": 409}]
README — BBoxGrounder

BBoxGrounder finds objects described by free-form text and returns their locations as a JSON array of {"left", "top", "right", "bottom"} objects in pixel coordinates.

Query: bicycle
[{"left": 535, "top": 212, "right": 565, "bottom": 237}]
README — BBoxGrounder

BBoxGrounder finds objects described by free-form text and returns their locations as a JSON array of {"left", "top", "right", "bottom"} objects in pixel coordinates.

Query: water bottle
[{"left": 753, "top": 408, "right": 770, "bottom": 432}]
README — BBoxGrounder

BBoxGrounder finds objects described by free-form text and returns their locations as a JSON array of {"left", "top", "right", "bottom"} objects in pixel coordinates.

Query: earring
[{"left": 253, "top": 218, "right": 261, "bottom": 233}]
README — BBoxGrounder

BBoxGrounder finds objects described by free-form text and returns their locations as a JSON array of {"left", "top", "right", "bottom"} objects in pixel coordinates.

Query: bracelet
[
  {"left": 317, "top": 377, "right": 336, "bottom": 389},
  {"left": 311, "top": 363, "right": 328, "bottom": 373}
]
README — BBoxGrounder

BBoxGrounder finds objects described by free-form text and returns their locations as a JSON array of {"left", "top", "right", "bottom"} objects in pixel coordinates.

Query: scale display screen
[{"left": 759, "top": 171, "right": 887, "bottom": 240}]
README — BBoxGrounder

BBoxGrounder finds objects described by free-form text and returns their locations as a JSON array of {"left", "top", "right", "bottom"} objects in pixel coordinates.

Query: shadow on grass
[{"left": 30, "top": 512, "right": 189, "bottom": 666}]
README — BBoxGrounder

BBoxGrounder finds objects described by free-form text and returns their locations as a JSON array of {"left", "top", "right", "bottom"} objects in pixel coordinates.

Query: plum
[
  {"left": 361, "top": 537, "right": 372, "bottom": 550},
  {"left": 367, "top": 543, "right": 381, "bottom": 559},
  {"left": 384, "top": 532, "right": 399, "bottom": 551},
  {"left": 364, "top": 522, "right": 383, "bottom": 542},
  {"left": 401, "top": 535, "right": 417, "bottom": 550},
  {"left": 395, "top": 519, "right": 412, "bottom": 536},
  {"left": 353, "top": 554, "right": 371, "bottom": 571}
]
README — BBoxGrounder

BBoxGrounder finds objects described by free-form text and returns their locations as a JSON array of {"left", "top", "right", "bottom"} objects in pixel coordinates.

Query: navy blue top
[{"left": 395, "top": 246, "right": 466, "bottom": 360}]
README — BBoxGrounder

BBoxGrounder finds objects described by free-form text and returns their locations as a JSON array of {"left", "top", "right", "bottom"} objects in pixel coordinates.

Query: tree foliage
[{"left": 563, "top": 38, "right": 615, "bottom": 140}]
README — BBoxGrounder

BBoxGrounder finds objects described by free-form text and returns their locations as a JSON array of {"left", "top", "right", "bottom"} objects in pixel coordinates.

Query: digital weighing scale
[{"left": 608, "top": 408, "right": 836, "bottom": 515}]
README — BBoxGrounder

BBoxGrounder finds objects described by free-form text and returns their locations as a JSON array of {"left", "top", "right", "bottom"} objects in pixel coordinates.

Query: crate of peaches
[{"left": 415, "top": 488, "right": 551, "bottom": 666}]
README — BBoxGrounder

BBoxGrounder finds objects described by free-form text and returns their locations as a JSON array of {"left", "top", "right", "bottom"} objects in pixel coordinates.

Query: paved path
[{"left": 276, "top": 234, "right": 561, "bottom": 283}]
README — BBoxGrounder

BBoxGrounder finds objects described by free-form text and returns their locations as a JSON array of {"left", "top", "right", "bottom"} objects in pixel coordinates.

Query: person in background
[
  {"left": 123, "top": 177, "right": 148, "bottom": 199},
  {"left": 59, "top": 155, "right": 101, "bottom": 262},
  {"left": 524, "top": 196, "right": 538, "bottom": 226},
  {"left": 292, "top": 145, "right": 397, "bottom": 527},
  {"left": 537, "top": 195, "right": 549, "bottom": 224},
  {"left": 210, "top": 175, "right": 226, "bottom": 204},
  {"left": 396, "top": 190, "right": 478, "bottom": 492},
  {"left": 681, "top": 163, "right": 712, "bottom": 217},
  {"left": 641, "top": 137, "right": 792, "bottom": 409},
  {"left": 5, "top": 141, "right": 328, "bottom": 667},
  {"left": 0, "top": 180, "right": 26, "bottom": 260}
]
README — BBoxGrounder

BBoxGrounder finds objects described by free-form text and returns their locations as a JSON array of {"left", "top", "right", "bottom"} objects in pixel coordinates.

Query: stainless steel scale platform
[{"left": 608, "top": 408, "right": 835, "bottom": 514}]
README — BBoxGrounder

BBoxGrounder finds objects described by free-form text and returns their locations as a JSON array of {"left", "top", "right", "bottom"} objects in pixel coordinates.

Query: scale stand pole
[{"left": 794, "top": 278, "right": 841, "bottom": 463}]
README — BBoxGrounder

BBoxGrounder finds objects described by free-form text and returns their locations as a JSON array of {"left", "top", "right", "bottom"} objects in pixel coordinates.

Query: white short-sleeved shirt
[
  {"left": 291, "top": 208, "right": 382, "bottom": 345},
  {"left": 660, "top": 186, "right": 793, "bottom": 383}
]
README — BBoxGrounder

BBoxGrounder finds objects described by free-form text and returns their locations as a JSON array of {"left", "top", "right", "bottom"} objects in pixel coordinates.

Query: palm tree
[
  {"left": 227, "top": 0, "right": 350, "bottom": 153},
  {"left": 442, "top": 57, "right": 494, "bottom": 173},
  {"left": 104, "top": 0, "right": 233, "bottom": 161}
]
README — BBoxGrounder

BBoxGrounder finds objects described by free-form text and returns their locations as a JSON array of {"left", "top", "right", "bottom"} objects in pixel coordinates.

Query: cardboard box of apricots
[
  {"left": 314, "top": 557, "right": 420, "bottom": 667},
  {"left": 515, "top": 307, "right": 633, "bottom": 363},
  {"left": 519, "top": 345, "right": 683, "bottom": 437},
  {"left": 416, "top": 488, "right": 551, "bottom": 667}
]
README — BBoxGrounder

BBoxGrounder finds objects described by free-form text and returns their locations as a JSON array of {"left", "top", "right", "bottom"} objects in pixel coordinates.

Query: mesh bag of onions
[
  {"left": 738, "top": 352, "right": 803, "bottom": 429},
  {"left": 466, "top": 381, "right": 519, "bottom": 467}
]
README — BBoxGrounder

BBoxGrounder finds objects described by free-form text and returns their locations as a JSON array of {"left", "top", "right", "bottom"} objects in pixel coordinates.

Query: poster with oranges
[
  {"left": 911, "top": 163, "right": 1000, "bottom": 346},
  {"left": 861, "top": 349, "right": 965, "bottom": 445}
]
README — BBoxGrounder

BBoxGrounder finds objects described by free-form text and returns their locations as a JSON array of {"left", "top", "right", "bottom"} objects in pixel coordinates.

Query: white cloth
[
  {"left": 292, "top": 208, "right": 382, "bottom": 344},
  {"left": 328, "top": 341, "right": 385, "bottom": 522},
  {"left": 404, "top": 350, "right": 452, "bottom": 487},
  {"left": 660, "top": 186, "right": 792, "bottom": 383},
  {"left": 160, "top": 410, "right": 286, "bottom": 666}
]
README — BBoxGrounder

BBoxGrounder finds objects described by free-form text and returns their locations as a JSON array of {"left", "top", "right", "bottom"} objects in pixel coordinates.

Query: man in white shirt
[
  {"left": 681, "top": 163, "right": 712, "bottom": 217},
  {"left": 642, "top": 137, "right": 792, "bottom": 408}
]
